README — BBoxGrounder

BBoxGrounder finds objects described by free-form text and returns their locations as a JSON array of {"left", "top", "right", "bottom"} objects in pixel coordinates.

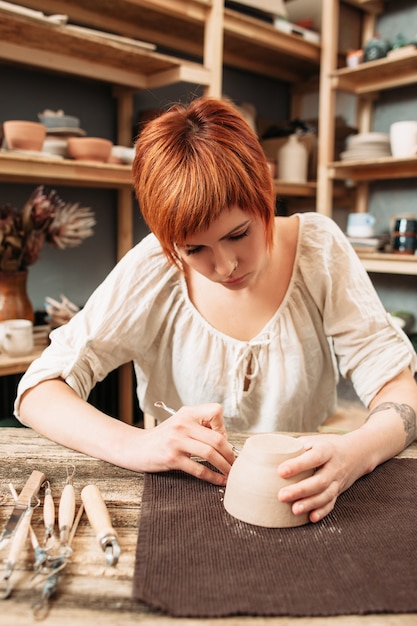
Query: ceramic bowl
[
  {"left": 3, "top": 120, "right": 46, "bottom": 151},
  {"left": 67, "top": 137, "right": 113, "bottom": 162},
  {"left": 110, "top": 145, "right": 135, "bottom": 164},
  {"left": 224, "top": 433, "right": 313, "bottom": 528},
  {"left": 38, "top": 113, "right": 80, "bottom": 130},
  {"left": 42, "top": 138, "right": 68, "bottom": 158}
]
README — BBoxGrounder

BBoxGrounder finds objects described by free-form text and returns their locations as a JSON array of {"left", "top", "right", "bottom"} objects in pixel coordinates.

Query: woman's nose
[{"left": 214, "top": 253, "right": 237, "bottom": 277}]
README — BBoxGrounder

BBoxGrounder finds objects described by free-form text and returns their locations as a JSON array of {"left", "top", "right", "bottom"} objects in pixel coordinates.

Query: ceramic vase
[
  {"left": 0, "top": 270, "right": 34, "bottom": 323},
  {"left": 224, "top": 433, "right": 313, "bottom": 528},
  {"left": 278, "top": 134, "right": 308, "bottom": 183}
]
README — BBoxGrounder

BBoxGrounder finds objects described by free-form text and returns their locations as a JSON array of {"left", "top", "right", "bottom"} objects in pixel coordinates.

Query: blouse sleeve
[
  {"left": 298, "top": 213, "right": 417, "bottom": 408},
  {"left": 14, "top": 234, "right": 175, "bottom": 417}
]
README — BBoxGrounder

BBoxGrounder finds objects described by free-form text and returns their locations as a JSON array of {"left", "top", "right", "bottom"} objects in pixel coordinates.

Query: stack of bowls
[{"left": 340, "top": 132, "right": 391, "bottom": 161}]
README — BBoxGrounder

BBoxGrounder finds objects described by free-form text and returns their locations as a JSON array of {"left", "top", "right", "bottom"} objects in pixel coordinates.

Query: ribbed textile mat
[{"left": 133, "top": 458, "right": 417, "bottom": 617}]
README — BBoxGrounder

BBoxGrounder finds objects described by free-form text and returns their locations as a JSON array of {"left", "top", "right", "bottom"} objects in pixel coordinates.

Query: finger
[
  {"left": 278, "top": 445, "right": 328, "bottom": 479},
  {"left": 292, "top": 498, "right": 336, "bottom": 523},
  {"left": 185, "top": 425, "right": 235, "bottom": 472},
  {"left": 287, "top": 480, "right": 338, "bottom": 522},
  {"left": 192, "top": 403, "right": 227, "bottom": 435},
  {"left": 278, "top": 471, "right": 322, "bottom": 504},
  {"left": 176, "top": 455, "right": 228, "bottom": 486}
]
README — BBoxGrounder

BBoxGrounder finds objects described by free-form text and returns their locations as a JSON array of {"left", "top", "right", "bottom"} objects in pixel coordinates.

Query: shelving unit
[
  {"left": 317, "top": 0, "right": 417, "bottom": 276},
  {"left": 0, "top": 0, "right": 325, "bottom": 424}
]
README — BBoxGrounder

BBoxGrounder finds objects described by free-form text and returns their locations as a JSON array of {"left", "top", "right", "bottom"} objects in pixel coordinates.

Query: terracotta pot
[
  {"left": 3, "top": 120, "right": 46, "bottom": 152},
  {"left": 67, "top": 137, "right": 113, "bottom": 162},
  {"left": 224, "top": 433, "right": 313, "bottom": 528},
  {"left": 0, "top": 270, "right": 34, "bottom": 323}
]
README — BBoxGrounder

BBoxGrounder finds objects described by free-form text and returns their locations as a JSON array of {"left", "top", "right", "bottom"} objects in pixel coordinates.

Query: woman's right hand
[{"left": 139, "top": 403, "right": 235, "bottom": 485}]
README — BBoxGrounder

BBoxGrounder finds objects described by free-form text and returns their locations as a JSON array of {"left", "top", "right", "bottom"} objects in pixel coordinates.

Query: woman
[{"left": 17, "top": 97, "right": 417, "bottom": 523}]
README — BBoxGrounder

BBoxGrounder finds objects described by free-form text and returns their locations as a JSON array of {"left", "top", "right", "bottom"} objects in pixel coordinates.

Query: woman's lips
[{"left": 222, "top": 273, "right": 248, "bottom": 286}]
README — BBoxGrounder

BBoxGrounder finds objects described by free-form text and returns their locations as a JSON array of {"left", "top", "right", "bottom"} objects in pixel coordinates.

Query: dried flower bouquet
[{"left": 0, "top": 186, "right": 95, "bottom": 271}]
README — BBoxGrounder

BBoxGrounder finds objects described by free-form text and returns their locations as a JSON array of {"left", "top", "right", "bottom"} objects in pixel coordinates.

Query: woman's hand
[
  {"left": 277, "top": 433, "right": 364, "bottom": 523},
  {"left": 140, "top": 403, "right": 236, "bottom": 486}
]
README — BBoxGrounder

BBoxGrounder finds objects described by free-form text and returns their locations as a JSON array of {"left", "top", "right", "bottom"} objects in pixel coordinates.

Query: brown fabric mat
[{"left": 133, "top": 458, "right": 417, "bottom": 617}]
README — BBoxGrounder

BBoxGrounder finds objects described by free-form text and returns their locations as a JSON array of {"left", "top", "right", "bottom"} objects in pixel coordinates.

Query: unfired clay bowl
[
  {"left": 3, "top": 120, "right": 46, "bottom": 151},
  {"left": 224, "top": 433, "right": 313, "bottom": 528},
  {"left": 67, "top": 137, "right": 112, "bottom": 162}
]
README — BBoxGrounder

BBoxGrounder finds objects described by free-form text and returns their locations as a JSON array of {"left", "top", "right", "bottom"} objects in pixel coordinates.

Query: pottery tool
[
  {"left": 81, "top": 484, "right": 120, "bottom": 566},
  {"left": 42, "top": 481, "right": 55, "bottom": 546},
  {"left": 0, "top": 470, "right": 46, "bottom": 550},
  {"left": 0, "top": 496, "right": 39, "bottom": 599},
  {"left": 154, "top": 401, "right": 241, "bottom": 455},
  {"left": 58, "top": 466, "right": 75, "bottom": 548},
  {"left": 32, "top": 503, "right": 84, "bottom": 621},
  {"left": 8, "top": 483, "right": 48, "bottom": 576}
]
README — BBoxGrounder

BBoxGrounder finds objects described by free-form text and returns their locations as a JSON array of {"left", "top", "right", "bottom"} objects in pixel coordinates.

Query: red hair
[{"left": 133, "top": 97, "right": 275, "bottom": 265}]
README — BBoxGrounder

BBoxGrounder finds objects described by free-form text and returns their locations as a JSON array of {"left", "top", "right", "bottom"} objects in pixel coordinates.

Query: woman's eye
[
  {"left": 185, "top": 246, "right": 202, "bottom": 256},
  {"left": 230, "top": 229, "right": 249, "bottom": 241}
]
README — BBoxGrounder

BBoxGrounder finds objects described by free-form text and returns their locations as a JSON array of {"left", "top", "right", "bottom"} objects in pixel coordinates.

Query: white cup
[
  {"left": 346, "top": 212, "right": 376, "bottom": 238},
  {"left": 0, "top": 319, "right": 34, "bottom": 357},
  {"left": 389, "top": 121, "right": 417, "bottom": 158}
]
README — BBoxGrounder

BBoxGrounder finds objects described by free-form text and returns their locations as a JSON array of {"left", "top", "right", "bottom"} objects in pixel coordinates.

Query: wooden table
[{"left": 1, "top": 428, "right": 416, "bottom": 625}]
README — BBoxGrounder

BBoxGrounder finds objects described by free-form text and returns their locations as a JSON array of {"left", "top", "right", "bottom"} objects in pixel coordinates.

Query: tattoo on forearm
[{"left": 367, "top": 402, "right": 417, "bottom": 447}]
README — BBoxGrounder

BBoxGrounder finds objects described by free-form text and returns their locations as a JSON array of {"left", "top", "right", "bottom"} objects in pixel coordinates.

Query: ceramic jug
[
  {"left": 278, "top": 134, "right": 308, "bottom": 183},
  {"left": 224, "top": 433, "right": 313, "bottom": 528}
]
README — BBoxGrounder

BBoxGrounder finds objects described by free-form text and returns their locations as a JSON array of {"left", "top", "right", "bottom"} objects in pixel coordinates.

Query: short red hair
[{"left": 133, "top": 97, "right": 275, "bottom": 265}]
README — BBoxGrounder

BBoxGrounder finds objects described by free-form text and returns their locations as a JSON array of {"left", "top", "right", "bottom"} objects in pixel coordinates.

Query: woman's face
[{"left": 175, "top": 207, "right": 269, "bottom": 290}]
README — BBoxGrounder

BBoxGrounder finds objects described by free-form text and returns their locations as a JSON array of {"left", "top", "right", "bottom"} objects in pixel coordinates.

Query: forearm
[
  {"left": 19, "top": 379, "right": 145, "bottom": 470},
  {"left": 348, "top": 368, "right": 417, "bottom": 476},
  {"left": 18, "top": 380, "right": 235, "bottom": 486}
]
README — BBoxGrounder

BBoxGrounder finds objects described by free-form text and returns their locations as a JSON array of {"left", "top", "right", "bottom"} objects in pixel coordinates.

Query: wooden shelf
[
  {"left": 12, "top": 0, "right": 211, "bottom": 60},
  {"left": 331, "top": 49, "right": 417, "bottom": 94},
  {"left": 329, "top": 156, "right": 417, "bottom": 181},
  {"left": 274, "top": 180, "right": 317, "bottom": 197},
  {"left": 0, "top": 7, "right": 210, "bottom": 90},
  {"left": 0, "top": 152, "right": 133, "bottom": 188},
  {"left": 222, "top": 9, "right": 321, "bottom": 83},
  {"left": 0, "top": 325, "right": 50, "bottom": 376},
  {"left": 14, "top": 0, "right": 321, "bottom": 84},
  {"left": 356, "top": 251, "right": 417, "bottom": 275},
  {"left": 343, "top": 0, "right": 383, "bottom": 13},
  {"left": 0, "top": 346, "right": 45, "bottom": 376}
]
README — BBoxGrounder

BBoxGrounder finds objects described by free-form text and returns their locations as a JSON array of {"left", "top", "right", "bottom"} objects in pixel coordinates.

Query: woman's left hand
[{"left": 276, "top": 434, "right": 360, "bottom": 523}]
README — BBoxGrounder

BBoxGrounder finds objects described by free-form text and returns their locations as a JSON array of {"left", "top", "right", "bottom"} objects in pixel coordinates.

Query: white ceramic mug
[
  {"left": 0, "top": 319, "right": 34, "bottom": 356},
  {"left": 390, "top": 121, "right": 417, "bottom": 158},
  {"left": 346, "top": 212, "right": 376, "bottom": 238},
  {"left": 223, "top": 433, "right": 313, "bottom": 528}
]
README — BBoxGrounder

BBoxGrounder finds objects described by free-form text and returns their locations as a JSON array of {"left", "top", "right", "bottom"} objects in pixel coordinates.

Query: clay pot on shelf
[
  {"left": 223, "top": 433, "right": 313, "bottom": 528},
  {"left": 67, "top": 137, "right": 113, "bottom": 162},
  {"left": 3, "top": 120, "right": 46, "bottom": 152}
]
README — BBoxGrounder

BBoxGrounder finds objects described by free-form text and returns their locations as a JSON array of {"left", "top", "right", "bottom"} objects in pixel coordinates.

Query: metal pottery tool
[
  {"left": 32, "top": 502, "right": 85, "bottom": 620},
  {"left": 154, "top": 401, "right": 241, "bottom": 455},
  {"left": 1, "top": 496, "right": 40, "bottom": 599},
  {"left": 8, "top": 483, "right": 48, "bottom": 577},
  {"left": 81, "top": 484, "right": 120, "bottom": 566},
  {"left": 0, "top": 470, "right": 46, "bottom": 550}
]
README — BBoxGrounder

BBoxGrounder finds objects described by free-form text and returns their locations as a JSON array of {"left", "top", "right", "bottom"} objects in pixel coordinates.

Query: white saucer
[
  {"left": 7, "top": 149, "right": 64, "bottom": 159},
  {"left": 46, "top": 127, "right": 86, "bottom": 136}
]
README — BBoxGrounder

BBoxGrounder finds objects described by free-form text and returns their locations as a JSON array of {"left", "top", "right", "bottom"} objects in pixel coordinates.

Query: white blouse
[{"left": 15, "top": 212, "right": 416, "bottom": 432}]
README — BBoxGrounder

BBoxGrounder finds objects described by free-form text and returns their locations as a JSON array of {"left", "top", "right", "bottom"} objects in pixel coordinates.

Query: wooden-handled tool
[
  {"left": 81, "top": 485, "right": 120, "bottom": 566},
  {"left": 0, "top": 470, "right": 46, "bottom": 550},
  {"left": 58, "top": 475, "right": 75, "bottom": 548}
]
